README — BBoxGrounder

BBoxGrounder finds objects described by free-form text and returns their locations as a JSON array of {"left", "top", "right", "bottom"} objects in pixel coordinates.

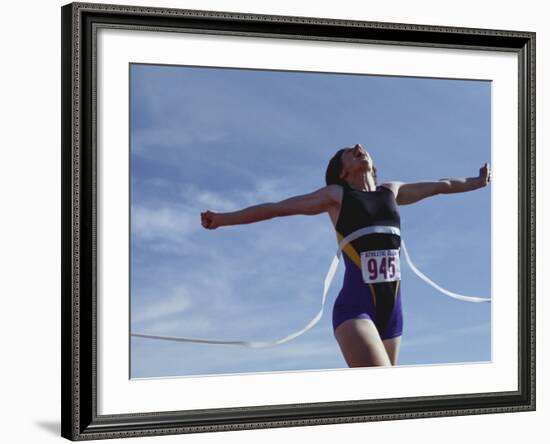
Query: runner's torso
[{"left": 333, "top": 182, "right": 401, "bottom": 257}]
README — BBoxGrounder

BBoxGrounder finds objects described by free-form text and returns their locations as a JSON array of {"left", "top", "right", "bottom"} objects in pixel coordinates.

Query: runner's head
[{"left": 325, "top": 144, "right": 377, "bottom": 187}]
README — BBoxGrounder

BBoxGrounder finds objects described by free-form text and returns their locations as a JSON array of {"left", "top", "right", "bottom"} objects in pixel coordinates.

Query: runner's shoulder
[
  {"left": 379, "top": 181, "right": 402, "bottom": 199},
  {"left": 324, "top": 184, "right": 345, "bottom": 205}
]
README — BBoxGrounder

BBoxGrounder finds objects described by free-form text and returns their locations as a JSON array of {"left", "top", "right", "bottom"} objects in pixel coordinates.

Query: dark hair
[
  {"left": 324, "top": 148, "right": 377, "bottom": 187},
  {"left": 324, "top": 148, "right": 347, "bottom": 187}
]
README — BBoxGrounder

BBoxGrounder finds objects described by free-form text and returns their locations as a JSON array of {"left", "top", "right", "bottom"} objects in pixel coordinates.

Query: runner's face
[{"left": 339, "top": 144, "right": 371, "bottom": 179}]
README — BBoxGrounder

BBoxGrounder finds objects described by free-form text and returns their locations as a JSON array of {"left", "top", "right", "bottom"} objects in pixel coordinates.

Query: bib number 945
[{"left": 360, "top": 249, "right": 401, "bottom": 284}]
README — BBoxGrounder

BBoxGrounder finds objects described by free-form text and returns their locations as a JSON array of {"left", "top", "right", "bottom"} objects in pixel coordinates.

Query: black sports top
[{"left": 335, "top": 182, "right": 401, "bottom": 253}]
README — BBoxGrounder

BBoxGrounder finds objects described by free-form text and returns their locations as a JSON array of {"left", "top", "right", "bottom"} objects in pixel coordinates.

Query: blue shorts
[{"left": 332, "top": 254, "right": 403, "bottom": 340}]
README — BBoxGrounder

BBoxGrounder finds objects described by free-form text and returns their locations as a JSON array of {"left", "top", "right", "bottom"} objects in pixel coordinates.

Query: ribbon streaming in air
[{"left": 131, "top": 225, "right": 490, "bottom": 347}]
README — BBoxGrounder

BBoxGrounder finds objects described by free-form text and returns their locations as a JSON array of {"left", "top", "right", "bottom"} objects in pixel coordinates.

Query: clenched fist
[
  {"left": 201, "top": 210, "right": 221, "bottom": 230},
  {"left": 479, "top": 162, "right": 491, "bottom": 186}
]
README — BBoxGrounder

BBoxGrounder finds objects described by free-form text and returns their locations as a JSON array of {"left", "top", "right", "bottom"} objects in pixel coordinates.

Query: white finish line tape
[{"left": 131, "top": 226, "right": 490, "bottom": 347}]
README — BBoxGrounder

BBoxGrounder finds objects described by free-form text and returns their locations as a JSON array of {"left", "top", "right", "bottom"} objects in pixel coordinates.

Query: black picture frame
[{"left": 61, "top": 2, "right": 536, "bottom": 440}]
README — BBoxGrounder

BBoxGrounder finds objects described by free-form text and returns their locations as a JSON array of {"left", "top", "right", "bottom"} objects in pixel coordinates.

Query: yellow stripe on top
[
  {"left": 335, "top": 230, "right": 377, "bottom": 307},
  {"left": 394, "top": 280, "right": 400, "bottom": 303},
  {"left": 335, "top": 230, "right": 362, "bottom": 270},
  {"left": 369, "top": 283, "right": 377, "bottom": 306}
]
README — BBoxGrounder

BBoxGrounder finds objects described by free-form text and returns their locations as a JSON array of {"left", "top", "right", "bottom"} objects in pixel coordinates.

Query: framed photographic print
[{"left": 61, "top": 2, "right": 536, "bottom": 440}]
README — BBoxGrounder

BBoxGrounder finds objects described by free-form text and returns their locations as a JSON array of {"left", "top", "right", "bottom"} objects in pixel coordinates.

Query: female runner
[{"left": 200, "top": 143, "right": 491, "bottom": 367}]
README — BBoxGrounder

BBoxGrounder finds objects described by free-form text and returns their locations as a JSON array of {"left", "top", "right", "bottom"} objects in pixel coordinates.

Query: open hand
[
  {"left": 479, "top": 162, "right": 491, "bottom": 186},
  {"left": 201, "top": 210, "right": 221, "bottom": 229}
]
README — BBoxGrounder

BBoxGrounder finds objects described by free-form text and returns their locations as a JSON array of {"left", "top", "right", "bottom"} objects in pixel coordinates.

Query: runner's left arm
[{"left": 384, "top": 162, "right": 491, "bottom": 205}]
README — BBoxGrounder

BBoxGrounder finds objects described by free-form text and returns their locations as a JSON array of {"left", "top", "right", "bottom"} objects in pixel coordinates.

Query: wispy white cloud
[
  {"left": 138, "top": 318, "right": 214, "bottom": 336},
  {"left": 177, "top": 182, "right": 242, "bottom": 212},
  {"left": 132, "top": 284, "right": 194, "bottom": 324},
  {"left": 133, "top": 173, "right": 324, "bottom": 243},
  {"left": 403, "top": 322, "right": 490, "bottom": 348},
  {"left": 132, "top": 127, "right": 227, "bottom": 162},
  {"left": 132, "top": 204, "right": 199, "bottom": 241},
  {"left": 452, "top": 322, "right": 491, "bottom": 337}
]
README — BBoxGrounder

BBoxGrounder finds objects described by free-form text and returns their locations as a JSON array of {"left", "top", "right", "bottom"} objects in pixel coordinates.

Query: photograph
[{"left": 129, "top": 63, "right": 492, "bottom": 379}]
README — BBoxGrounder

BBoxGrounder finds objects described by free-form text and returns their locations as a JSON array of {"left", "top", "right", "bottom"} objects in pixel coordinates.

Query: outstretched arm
[
  {"left": 385, "top": 162, "right": 491, "bottom": 205},
  {"left": 201, "top": 185, "right": 339, "bottom": 229}
]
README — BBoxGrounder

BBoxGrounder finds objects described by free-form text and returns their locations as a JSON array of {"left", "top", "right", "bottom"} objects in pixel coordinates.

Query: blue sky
[{"left": 129, "top": 63, "right": 491, "bottom": 378}]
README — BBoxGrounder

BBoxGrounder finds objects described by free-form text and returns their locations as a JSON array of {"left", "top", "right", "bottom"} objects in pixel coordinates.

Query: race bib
[{"left": 360, "top": 249, "right": 401, "bottom": 284}]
